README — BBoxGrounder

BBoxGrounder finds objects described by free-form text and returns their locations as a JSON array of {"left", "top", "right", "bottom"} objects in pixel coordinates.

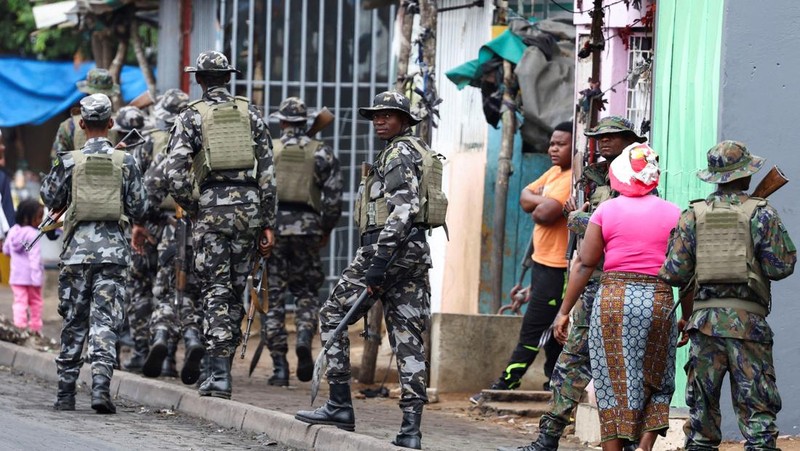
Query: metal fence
[{"left": 219, "top": 0, "right": 398, "bottom": 294}]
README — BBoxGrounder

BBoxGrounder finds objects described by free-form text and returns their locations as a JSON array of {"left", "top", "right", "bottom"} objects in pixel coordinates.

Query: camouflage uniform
[
  {"left": 51, "top": 68, "right": 120, "bottom": 159},
  {"left": 43, "top": 94, "right": 147, "bottom": 413},
  {"left": 659, "top": 142, "right": 796, "bottom": 451},
  {"left": 296, "top": 92, "right": 433, "bottom": 449},
  {"left": 164, "top": 51, "right": 276, "bottom": 366},
  {"left": 259, "top": 97, "right": 343, "bottom": 384},
  {"left": 110, "top": 106, "right": 159, "bottom": 370}
]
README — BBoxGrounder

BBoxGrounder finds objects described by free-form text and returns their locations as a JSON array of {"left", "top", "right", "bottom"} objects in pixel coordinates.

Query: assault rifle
[
  {"left": 23, "top": 208, "right": 65, "bottom": 252},
  {"left": 307, "top": 107, "right": 335, "bottom": 136},
  {"left": 173, "top": 206, "right": 189, "bottom": 311},
  {"left": 751, "top": 166, "right": 788, "bottom": 199},
  {"left": 240, "top": 256, "right": 268, "bottom": 359}
]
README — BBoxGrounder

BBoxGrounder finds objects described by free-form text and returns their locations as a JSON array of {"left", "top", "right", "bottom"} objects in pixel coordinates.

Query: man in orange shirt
[{"left": 471, "top": 121, "right": 573, "bottom": 403}]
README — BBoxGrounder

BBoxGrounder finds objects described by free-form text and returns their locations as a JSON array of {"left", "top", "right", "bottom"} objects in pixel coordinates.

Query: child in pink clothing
[{"left": 2, "top": 200, "right": 44, "bottom": 333}]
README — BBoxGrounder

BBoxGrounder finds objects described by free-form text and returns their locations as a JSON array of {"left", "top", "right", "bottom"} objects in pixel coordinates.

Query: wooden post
[
  {"left": 489, "top": 59, "right": 517, "bottom": 314},
  {"left": 395, "top": 4, "right": 415, "bottom": 92},
  {"left": 417, "top": 0, "right": 437, "bottom": 145}
]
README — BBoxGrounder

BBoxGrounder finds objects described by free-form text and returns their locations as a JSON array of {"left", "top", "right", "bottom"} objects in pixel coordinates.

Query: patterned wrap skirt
[{"left": 588, "top": 271, "right": 678, "bottom": 442}]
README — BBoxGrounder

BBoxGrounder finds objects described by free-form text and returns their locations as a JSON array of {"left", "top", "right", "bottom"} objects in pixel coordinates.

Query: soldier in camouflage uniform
[
  {"left": 659, "top": 141, "right": 796, "bottom": 451},
  {"left": 296, "top": 91, "right": 439, "bottom": 450},
  {"left": 43, "top": 94, "right": 147, "bottom": 414},
  {"left": 163, "top": 51, "right": 276, "bottom": 399},
  {"left": 134, "top": 89, "right": 207, "bottom": 385},
  {"left": 257, "top": 96, "right": 343, "bottom": 386},
  {"left": 51, "top": 68, "right": 119, "bottom": 159},
  {"left": 505, "top": 116, "right": 646, "bottom": 451}
]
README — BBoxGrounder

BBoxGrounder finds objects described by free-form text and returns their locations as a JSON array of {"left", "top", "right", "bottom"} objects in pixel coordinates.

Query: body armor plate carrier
[
  {"left": 355, "top": 136, "right": 448, "bottom": 236},
  {"left": 274, "top": 140, "right": 322, "bottom": 212},
  {"left": 188, "top": 97, "right": 256, "bottom": 187},
  {"left": 64, "top": 150, "right": 126, "bottom": 237},
  {"left": 146, "top": 128, "right": 176, "bottom": 210},
  {"left": 693, "top": 197, "right": 771, "bottom": 314}
]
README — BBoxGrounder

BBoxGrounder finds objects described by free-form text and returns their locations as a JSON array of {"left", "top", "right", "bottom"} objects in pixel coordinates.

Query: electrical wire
[{"left": 548, "top": 0, "right": 633, "bottom": 14}]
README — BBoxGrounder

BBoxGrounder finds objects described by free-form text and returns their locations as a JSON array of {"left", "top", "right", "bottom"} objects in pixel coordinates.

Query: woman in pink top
[{"left": 554, "top": 143, "right": 681, "bottom": 451}]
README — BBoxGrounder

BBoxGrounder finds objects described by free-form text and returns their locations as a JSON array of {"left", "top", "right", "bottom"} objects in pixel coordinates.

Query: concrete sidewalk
[{"left": 0, "top": 281, "right": 590, "bottom": 451}]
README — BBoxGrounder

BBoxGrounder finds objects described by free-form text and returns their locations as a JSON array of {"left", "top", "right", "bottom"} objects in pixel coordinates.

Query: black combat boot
[
  {"left": 196, "top": 355, "right": 211, "bottom": 388},
  {"left": 123, "top": 338, "right": 149, "bottom": 373},
  {"left": 391, "top": 406, "right": 423, "bottom": 449},
  {"left": 198, "top": 356, "right": 232, "bottom": 399},
  {"left": 268, "top": 352, "right": 290, "bottom": 387},
  {"left": 295, "top": 382, "right": 355, "bottom": 431},
  {"left": 91, "top": 375, "right": 116, "bottom": 414},
  {"left": 161, "top": 341, "right": 178, "bottom": 378},
  {"left": 142, "top": 329, "right": 169, "bottom": 378},
  {"left": 181, "top": 328, "right": 206, "bottom": 385},
  {"left": 503, "top": 432, "right": 559, "bottom": 451},
  {"left": 295, "top": 329, "right": 314, "bottom": 382},
  {"left": 53, "top": 381, "right": 76, "bottom": 411}
]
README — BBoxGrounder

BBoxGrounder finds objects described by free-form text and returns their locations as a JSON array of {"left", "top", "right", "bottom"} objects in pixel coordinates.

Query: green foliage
[{"left": 0, "top": 0, "right": 85, "bottom": 60}]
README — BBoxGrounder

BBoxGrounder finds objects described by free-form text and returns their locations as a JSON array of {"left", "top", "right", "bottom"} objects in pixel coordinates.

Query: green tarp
[{"left": 445, "top": 29, "right": 528, "bottom": 90}]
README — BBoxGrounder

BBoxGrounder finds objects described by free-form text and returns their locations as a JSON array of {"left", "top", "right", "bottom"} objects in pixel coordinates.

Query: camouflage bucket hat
[
  {"left": 270, "top": 97, "right": 308, "bottom": 122},
  {"left": 80, "top": 94, "right": 113, "bottom": 121},
  {"left": 696, "top": 140, "right": 765, "bottom": 184},
  {"left": 184, "top": 50, "right": 241, "bottom": 74},
  {"left": 76, "top": 68, "right": 120, "bottom": 96},
  {"left": 584, "top": 116, "right": 646, "bottom": 142},
  {"left": 358, "top": 91, "right": 421, "bottom": 125},
  {"left": 153, "top": 88, "right": 189, "bottom": 125},
  {"left": 111, "top": 106, "right": 145, "bottom": 132}
]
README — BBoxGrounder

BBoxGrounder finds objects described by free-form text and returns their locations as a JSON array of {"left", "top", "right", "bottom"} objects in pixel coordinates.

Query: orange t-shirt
[{"left": 525, "top": 166, "right": 572, "bottom": 268}]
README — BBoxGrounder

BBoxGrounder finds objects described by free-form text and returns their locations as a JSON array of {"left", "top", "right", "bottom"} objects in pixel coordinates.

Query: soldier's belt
[
  {"left": 278, "top": 201, "right": 317, "bottom": 213},
  {"left": 694, "top": 297, "right": 768, "bottom": 317},
  {"left": 360, "top": 228, "right": 425, "bottom": 247}
]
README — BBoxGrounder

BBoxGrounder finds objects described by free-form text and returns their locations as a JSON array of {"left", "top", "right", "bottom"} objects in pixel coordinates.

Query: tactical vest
[
  {"left": 63, "top": 150, "right": 126, "bottom": 237},
  {"left": 147, "top": 129, "right": 176, "bottom": 210},
  {"left": 273, "top": 140, "right": 322, "bottom": 212},
  {"left": 355, "top": 136, "right": 448, "bottom": 235},
  {"left": 693, "top": 197, "right": 771, "bottom": 314},
  {"left": 188, "top": 97, "right": 256, "bottom": 187},
  {"left": 589, "top": 185, "right": 613, "bottom": 207}
]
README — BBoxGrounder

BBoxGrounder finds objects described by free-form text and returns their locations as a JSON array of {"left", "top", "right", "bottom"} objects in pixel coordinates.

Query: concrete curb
[{"left": 0, "top": 341, "right": 404, "bottom": 451}]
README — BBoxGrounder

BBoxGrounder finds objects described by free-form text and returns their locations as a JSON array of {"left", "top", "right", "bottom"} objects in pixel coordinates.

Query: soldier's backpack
[
  {"left": 273, "top": 140, "right": 322, "bottom": 212},
  {"left": 63, "top": 150, "right": 126, "bottom": 237}
]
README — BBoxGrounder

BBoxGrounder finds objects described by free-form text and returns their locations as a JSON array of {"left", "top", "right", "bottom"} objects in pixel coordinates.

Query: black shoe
[
  {"left": 143, "top": 329, "right": 169, "bottom": 378},
  {"left": 91, "top": 375, "right": 116, "bottom": 414},
  {"left": 295, "top": 383, "right": 355, "bottom": 431},
  {"left": 181, "top": 328, "right": 206, "bottom": 385},
  {"left": 501, "top": 432, "right": 560, "bottom": 451},
  {"left": 391, "top": 408, "right": 422, "bottom": 449},
  {"left": 268, "top": 352, "right": 290, "bottom": 387},
  {"left": 161, "top": 342, "right": 178, "bottom": 378},
  {"left": 295, "top": 329, "right": 314, "bottom": 382},
  {"left": 53, "top": 381, "right": 76, "bottom": 411},
  {"left": 195, "top": 355, "right": 211, "bottom": 388},
  {"left": 198, "top": 356, "right": 232, "bottom": 399},
  {"left": 123, "top": 351, "right": 147, "bottom": 373}
]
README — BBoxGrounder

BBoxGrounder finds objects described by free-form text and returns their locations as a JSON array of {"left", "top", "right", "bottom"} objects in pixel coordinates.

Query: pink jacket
[{"left": 2, "top": 224, "right": 43, "bottom": 287}]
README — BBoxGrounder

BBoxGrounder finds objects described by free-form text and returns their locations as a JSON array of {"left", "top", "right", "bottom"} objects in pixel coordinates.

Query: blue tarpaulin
[{"left": 0, "top": 57, "right": 149, "bottom": 127}]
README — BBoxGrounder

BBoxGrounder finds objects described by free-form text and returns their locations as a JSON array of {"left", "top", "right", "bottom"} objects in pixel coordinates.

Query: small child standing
[{"left": 3, "top": 199, "right": 44, "bottom": 333}]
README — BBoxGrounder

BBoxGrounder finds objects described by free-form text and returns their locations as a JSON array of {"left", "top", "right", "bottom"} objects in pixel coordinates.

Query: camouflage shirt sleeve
[
  {"left": 316, "top": 142, "right": 343, "bottom": 233},
  {"left": 143, "top": 152, "right": 169, "bottom": 214},
  {"left": 50, "top": 118, "right": 73, "bottom": 160},
  {"left": 658, "top": 208, "right": 696, "bottom": 286},
  {"left": 375, "top": 136, "right": 422, "bottom": 260},
  {"left": 40, "top": 152, "right": 73, "bottom": 212},
  {"left": 753, "top": 203, "right": 797, "bottom": 280},
  {"left": 122, "top": 153, "right": 148, "bottom": 222},
  {"left": 163, "top": 109, "right": 200, "bottom": 215},
  {"left": 250, "top": 104, "right": 277, "bottom": 229}
]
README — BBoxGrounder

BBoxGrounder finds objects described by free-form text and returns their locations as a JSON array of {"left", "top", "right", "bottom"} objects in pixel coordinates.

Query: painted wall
[
  {"left": 717, "top": 0, "right": 800, "bottom": 437},
  {"left": 432, "top": 2, "right": 494, "bottom": 313},
  {"left": 652, "top": 0, "right": 725, "bottom": 411}
]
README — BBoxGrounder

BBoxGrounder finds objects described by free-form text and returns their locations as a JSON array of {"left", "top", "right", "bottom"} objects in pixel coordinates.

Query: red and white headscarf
[{"left": 609, "top": 143, "right": 660, "bottom": 197}]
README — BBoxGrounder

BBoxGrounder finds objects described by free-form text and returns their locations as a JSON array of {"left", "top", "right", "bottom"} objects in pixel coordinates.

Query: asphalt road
[{"left": 0, "top": 365, "right": 302, "bottom": 451}]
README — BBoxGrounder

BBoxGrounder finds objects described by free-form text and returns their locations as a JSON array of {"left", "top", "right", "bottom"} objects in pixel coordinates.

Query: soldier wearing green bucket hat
[
  {"left": 51, "top": 68, "right": 121, "bottom": 159},
  {"left": 660, "top": 140, "right": 796, "bottom": 451}
]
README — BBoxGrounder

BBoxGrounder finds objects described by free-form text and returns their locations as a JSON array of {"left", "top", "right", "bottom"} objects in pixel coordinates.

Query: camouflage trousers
[
  {"left": 126, "top": 244, "right": 158, "bottom": 347},
  {"left": 538, "top": 279, "right": 599, "bottom": 437},
  {"left": 684, "top": 332, "right": 781, "bottom": 451},
  {"left": 260, "top": 235, "right": 325, "bottom": 353},
  {"left": 56, "top": 264, "right": 125, "bottom": 386},
  {"left": 321, "top": 243, "right": 430, "bottom": 412},
  {"left": 194, "top": 221, "right": 259, "bottom": 358},
  {"left": 149, "top": 222, "right": 203, "bottom": 340}
]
